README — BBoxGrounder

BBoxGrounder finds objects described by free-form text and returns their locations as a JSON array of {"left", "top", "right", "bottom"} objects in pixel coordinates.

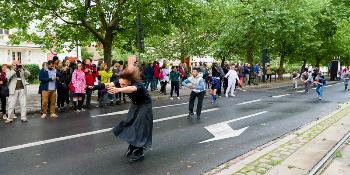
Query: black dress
[{"left": 112, "top": 82, "right": 153, "bottom": 148}]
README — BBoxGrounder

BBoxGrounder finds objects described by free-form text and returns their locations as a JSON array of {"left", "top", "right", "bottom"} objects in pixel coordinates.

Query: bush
[{"left": 23, "top": 64, "right": 40, "bottom": 84}]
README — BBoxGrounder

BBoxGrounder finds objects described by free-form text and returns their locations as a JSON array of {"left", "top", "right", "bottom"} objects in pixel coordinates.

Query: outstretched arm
[{"left": 107, "top": 86, "right": 137, "bottom": 94}]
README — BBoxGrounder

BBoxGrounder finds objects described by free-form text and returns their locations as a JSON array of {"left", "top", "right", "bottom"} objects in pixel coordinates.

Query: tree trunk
[
  {"left": 221, "top": 57, "right": 226, "bottom": 67},
  {"left": 299, "top": 59, "right": 307, "bottom": 78},
  {"left": 278, "top": 53, "right": 285, "bottom": 79},
  {"left": 315, "top": 56, "right": 321, "bottom": 68},
  {"left": 103, "top": 31, "right": 113, "bottom": 67},
  {"left": 246, "top": 44, "right": 254, "bottom": 65}
]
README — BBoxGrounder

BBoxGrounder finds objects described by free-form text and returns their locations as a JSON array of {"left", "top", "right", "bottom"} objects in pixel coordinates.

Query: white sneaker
[
  {"left": 177, "top": 97, "right": 181, "bottom": 100},
  {"left": 170, "top": 97, "right": 174, "bottom": 100},
  {"left": 50, "top": 114, "right": 58, "bottom": 118},
  {"left": 13, "top": 115, "right": 17, "bottom": 119},
  {"left": 41, "top": 114, "right": 47, "bottom": 119},
  {"left": 76, "top": 110, "right": 81, "bottom": 113},
  {"left": 21, "top": 118, "right": 28, "bottom": 122},
  {"left": 4, "top": 119, "right": 13, "bottom": 124},
  {"left": 2, "top": 114, "right": 7, "bottom": 120},
  {"left": 81, "top": 108, "right": 86, "bottom": 112},
  {"left": 231, "top": 94, "right": 236, "bottom": 97},
  {"left": 225, "top": 94, "right": 229, "bottom": 98}
]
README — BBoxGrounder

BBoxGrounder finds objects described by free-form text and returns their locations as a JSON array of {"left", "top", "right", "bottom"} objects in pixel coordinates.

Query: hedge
[{"left": 0, "top": 64, "right": 40, "bottom": 84}]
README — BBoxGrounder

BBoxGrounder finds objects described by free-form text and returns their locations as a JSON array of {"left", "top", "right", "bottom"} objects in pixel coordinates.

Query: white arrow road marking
[
  {"left": 0, "top": 108, "right": 219, "bottom": 153},
  {"left": 199, "top": 111, "right": 268, "bottom": 143},
  {"left": 91, "top": 102, "right": 189, "bottom": 118},
  {"left": 272, "top": 94, "right": 291, "bottom": 98},
  {"left": 236, "top": 99, "right": 262, "bottom": 106}
]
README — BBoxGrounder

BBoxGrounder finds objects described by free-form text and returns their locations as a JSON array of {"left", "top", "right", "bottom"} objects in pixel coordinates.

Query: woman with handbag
[
  {"left": 70, "top": 62, "right": 86, "bottom": 112},
  {"left": 0, "top": 64, "right": 9, "bottom": 120}
]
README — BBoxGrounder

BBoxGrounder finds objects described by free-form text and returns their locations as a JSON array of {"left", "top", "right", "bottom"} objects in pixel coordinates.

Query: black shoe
[
  {"left": 125, "top": 148, "right": 134, "bottom": 157},
  {"left": 128, "top": 154, "right": 144, "bottom": 163},
  {"left": 123, "top": 98, "right": 127, "bottom": 103},
  {"left": 196, "top": 114, "right": 201, "bottom": 120},
  {"left": 188, "top": 112, "right": 194, "bottom": 118},
  {"left": 116, "top": 101, "right": 121, "bottom": 105}
]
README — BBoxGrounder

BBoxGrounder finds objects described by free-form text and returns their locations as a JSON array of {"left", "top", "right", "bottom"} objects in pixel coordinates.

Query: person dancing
[{"left": 98, "top": 68, "right": 153, "bottom": 163}]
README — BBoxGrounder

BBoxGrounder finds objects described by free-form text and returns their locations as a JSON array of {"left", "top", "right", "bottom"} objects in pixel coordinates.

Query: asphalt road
[{"left": 0, "top": 82, "right": 348, "bottom": 175}]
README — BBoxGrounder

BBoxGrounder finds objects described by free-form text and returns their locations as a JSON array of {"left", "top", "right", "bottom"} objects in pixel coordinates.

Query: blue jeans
[
  {"left": 316, "top": 85, "right": 323, "bottom": 98},
  {"left": 144, "top": 78, "right": 153, "bottom": 90},
  {"left": 151, "top": 78, "right": 159, "bottom": 90}
]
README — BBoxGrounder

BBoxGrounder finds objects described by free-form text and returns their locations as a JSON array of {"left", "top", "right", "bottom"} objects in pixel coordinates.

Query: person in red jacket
[
  {"left": 83, "top": 58, "right": 98, "bottom": 108},
  {"left": 151, "top": 61, "right": 160, "bottom": 91}
]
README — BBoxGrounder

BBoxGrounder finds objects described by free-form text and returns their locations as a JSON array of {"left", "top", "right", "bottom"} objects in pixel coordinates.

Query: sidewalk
[
  {"left": 205, "top": 102, "right": 350, "bottom": 175},
  {"left": 14, "top": 79, "right": 343, "bottom": 115}
]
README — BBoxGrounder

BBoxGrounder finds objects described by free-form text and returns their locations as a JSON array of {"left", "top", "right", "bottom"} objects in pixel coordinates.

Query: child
[
  {"left": 182, "top": 68, "right": 206, "bottom": 120},
  {"left": 291, "top": 71, "right": 298, "bottom": 90},
  {"left": 224, "top": 65, "right": 240, "bottom": 97},
  {"left": 169, "top": 66, "right": 180, "bottom": 100},
  {"left": 315, "top": 72, "right": 326, "bottom": 100}
]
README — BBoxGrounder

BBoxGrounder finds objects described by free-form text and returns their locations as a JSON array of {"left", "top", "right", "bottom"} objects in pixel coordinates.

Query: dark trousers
[
  {"left": 266, "top": 74, "right": 272, "bottom": 82},
  {"left": 217, "top": 80, "right": 222, "bottom": 96},
  {"left": 144, "top": 78, "right": 152, "bottom": 90},
  {"left": 170, "top": 81, "right": 179, "bottom": 97},
  {"left": 0, "top": 96, "right": 6, "bottom": 114},
  {"left": 57, "top": 88, "right": 66, "bottom": 108},
  {"left": 160, "top": 81, "right": 168, "bottom": 95},
  {"left": 85, "top": 89, "right": 93, "bottom": 107},
  {"left": 223, "top": 78, "right": 228, "bottom": 94},
  {"left": 189, "top": 91, "right": 205, "bottom": 116}
]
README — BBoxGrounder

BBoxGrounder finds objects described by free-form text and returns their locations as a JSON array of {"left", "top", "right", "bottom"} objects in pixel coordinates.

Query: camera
[{"left": 16, "top": 64, "right": 22, "bottom": 69}]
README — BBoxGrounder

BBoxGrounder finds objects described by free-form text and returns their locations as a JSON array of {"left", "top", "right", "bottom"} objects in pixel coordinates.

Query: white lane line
[
  {"left": 0, "top": 108, "right": 219, "bottom": 153},
  {"left": 91, "top": 102, "right": 189, "bottom": 118},
  {"left": 154, "top": 108, "right": 219, "bottom": 122},
  {"left": 0, "top": 128, "right": 112, "bottom": 153},
  {"left": 236, "top": 99, "right": 262, "bottom": 106},
  {"left": 297, "top": 90, "right": 305, "bottom": 93},
  {"left": 153, "top": 102, "right": 188, "bottom": 109},
  {"left": 272, "top": 94, "right": 291, "bottom": 98}
]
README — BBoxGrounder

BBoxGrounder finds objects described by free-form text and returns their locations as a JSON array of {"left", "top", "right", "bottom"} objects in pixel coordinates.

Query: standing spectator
[
  {"left": 169, "top": 66, "right": 180, "bottom": 100},
  {"left": 342, "top": 69, "right": 350, "bottom": 91},
  {"left": 0, "top": 64, "right": 9, "bottom": 120},
  {"left": 151, "top": 61, "right": 160, "bottom": 91},
  {"left": 5, "top": 60, "right": 31, "bottom": 123},
  {"left": 40, "top": 60, "right": 58, "bottom": 119},
  {"left": 83, "top": 58, "right": 98, "bottom": 108},
  {"left": 237, "top": 63, "right": 244, "bottom": 88},
  {"left": 225, "top": 64, "right": 240, "bottom": 97},
  {"left": 159, "top": 63, "right": 170, "bottom": 95},
  {"left": 291, "top": 71, "right": 298, "bottom": 90},
  {"left": 202, "top": 63, "right": 209, "bottom": 90},
  {"left": 178, "top": 63, "right": 186, "bottom": 89},
  {"left": 253, "top": 63, "right": 259, "bottom": 85},
  {"left": 56, "top": 61, "right": 70, "bottom": 112},
  {"left": 143, "top": 63, "right": 153, "bottom": 90},
  {"left": 222, "top": 64, "right": 230, "bottom": 95},
  {"left": 98, "top": 63, "right": 112, "bottom": 108},
  {"left": 245, "top": 63, "right": 251, "bottom": 86},
  {"left": 38, "top": 62, "right": 48, "bottom": 113},
  {"left": 71, "top": 63, "right": 86, "bottom": 112},
  {"left": 266, "top": 64, "right": 272, "bottom": 83}
]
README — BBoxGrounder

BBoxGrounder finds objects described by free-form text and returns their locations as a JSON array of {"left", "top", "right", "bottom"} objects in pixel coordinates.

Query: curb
[{"left": 205, "top": 101, "right": 350, "bottom": 175}]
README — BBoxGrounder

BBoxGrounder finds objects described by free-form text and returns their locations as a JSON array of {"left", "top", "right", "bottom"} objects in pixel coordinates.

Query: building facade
[{"left": 0, "top": 29, "right": 81, "bottom": 67}]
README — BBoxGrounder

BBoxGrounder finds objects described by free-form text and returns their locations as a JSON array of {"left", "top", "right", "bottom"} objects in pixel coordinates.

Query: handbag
[
  {"left": 68, "top": 72, "right": 77, "bottom": 92},
  {"left": 68, "top": 82, "right": 75, "bottom": 92}
]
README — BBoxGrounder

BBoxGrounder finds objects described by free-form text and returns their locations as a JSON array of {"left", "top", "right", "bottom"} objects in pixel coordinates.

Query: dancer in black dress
[{"left": 97, "top": 68, "right": 153, "bottom": 163}]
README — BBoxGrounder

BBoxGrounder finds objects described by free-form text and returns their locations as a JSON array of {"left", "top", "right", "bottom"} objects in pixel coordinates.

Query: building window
[
  {"left": 0, "top": 29, "right": 9, "bottom": 35},
  {"left": 12, "top": 52, "right": 22, "bottom": 63}
]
